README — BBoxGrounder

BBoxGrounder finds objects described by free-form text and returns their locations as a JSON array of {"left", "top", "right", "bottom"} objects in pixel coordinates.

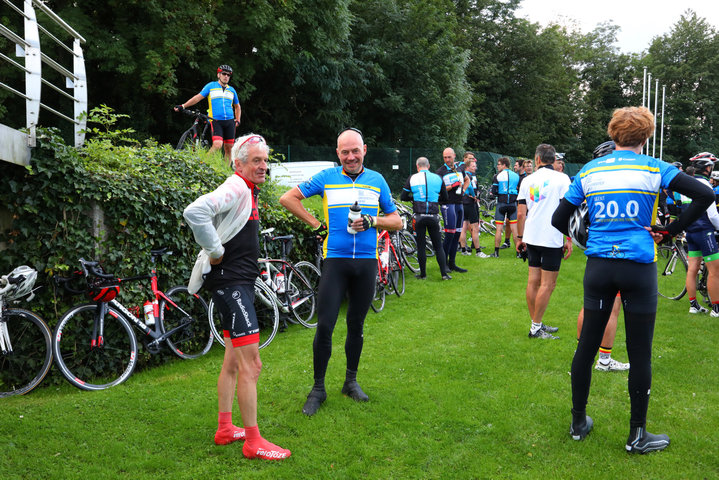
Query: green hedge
[{"left": 0, "top": 108, "right": 319, "bottom": 379}]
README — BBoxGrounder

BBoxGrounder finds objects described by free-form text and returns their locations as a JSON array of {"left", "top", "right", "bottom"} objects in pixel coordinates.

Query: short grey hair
[
  {"left": 416, "top": 157, "right": 430, "bottom": 169},
  {"left": 232, "top": 133, "right": 269, "bottom": 169}
]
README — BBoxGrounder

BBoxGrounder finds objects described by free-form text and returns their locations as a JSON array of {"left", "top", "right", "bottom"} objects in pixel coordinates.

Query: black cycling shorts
[
  {"left": 526, "top": 244, "right": 563, "bottom": 271},
  {"left": 463, "top": 202, "right": 479, "bottom": 224},
  {"left": 495, "top": 202, "right": 517, "bottom": 223},
  {"left": 583, "top": 257, "right": 657, "bottom": 314},
  {"left": 211, "top": 284, "right": 259, "bottom": 347},
  {"left": 210, "top": 119, "right": 236, "bottom": 144}
]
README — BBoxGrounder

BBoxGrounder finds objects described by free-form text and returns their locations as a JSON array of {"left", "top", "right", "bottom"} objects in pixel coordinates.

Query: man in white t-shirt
[{"left": 516, "top": 143, "right": 573, "bottom": 340}]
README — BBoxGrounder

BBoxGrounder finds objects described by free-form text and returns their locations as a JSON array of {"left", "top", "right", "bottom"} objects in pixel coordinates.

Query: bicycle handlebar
[{"left": 178, "top": 108, "right": 214, "bottom": 122}]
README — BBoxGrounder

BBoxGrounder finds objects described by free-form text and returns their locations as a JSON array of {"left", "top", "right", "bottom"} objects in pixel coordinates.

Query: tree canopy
[{"left": 5, "top": 1, "right": 719, "bottom": 163}]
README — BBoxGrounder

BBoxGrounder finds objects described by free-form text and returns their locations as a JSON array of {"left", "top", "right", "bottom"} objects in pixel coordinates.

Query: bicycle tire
[
  {"left": 53, "top": 303, "right": 137, "bottom": 391},
  {"left": 657, "top": 245, "right": 688, "bottom": 300},
  {"left": 390, "top": 247, "right": 405, "bottom": 297},
  {"left": 370, "top": 273, "right": 385, "bottom": 313},
  {"left": 207, "top": 279, "right": 280, "bottom": 350},
  {"left": 0, "top": 309, "right": 53, "bottom": 398},
  {"left": 399, "top": 231, "right": 421, "bottom": 273},
  {"left": 289, "top": 261, "right": 320, "bottom": 328},
  {"left": 176, "top": 128, "right": 197, "bottom": 150},
  {"left": 162, "top": 286, "right": 214, "bottom": 359}
]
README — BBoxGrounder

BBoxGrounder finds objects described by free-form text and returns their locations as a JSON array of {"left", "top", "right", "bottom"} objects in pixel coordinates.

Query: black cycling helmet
[
  {"left": 217, "top": 64, "right": 233, "bottom": 75},
  {"left": 672, "top": 161, "right": 683, "bottom": 169},
  {"left": 592, "top": 141, "right": 616, "bottom": 159},
  {"left": 690, "top": 152, "right": 717, "bottom": 172}
]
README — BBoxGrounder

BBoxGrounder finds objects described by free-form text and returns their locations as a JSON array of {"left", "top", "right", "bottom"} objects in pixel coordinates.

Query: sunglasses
[
  {"left": 219, "top": 72, "right": 232, "bottom": 77},
  {"left": 238, "top": 135, "right": 266, "bottom": 149}
]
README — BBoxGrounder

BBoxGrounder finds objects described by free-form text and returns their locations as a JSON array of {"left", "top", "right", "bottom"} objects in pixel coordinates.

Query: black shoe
[
  {"left": 540, "top": 324, "right": 559, "bottom": 333},
  {"left": 450, "top": 265, "right": 467, "bottom": 273},
  {"left": 341, "top": 381, "right": 369, "bottom": 402},
  {"left": 442, "top": 273, "right": 452, "bottom": 280},
  {"left": 499, "top": 242, "right": 510, "bottom": 249},
  {"left": 302, "top": 389, "right": 327, "bottom": 416},
  {"left": 625, "top": 427, "right": 670, "bottom": 454},
  {"left": 570, "top": 412, "right": 593, "bottom": 441},
  {"left": 488, "top": 252, "right": 499, "bottom": 258},
  {"left": 415, "top": 274, "right": 426, "bottom": 280}
]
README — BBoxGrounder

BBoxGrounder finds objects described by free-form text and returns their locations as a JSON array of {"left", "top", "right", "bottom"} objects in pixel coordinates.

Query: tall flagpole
[
  {"left": 660, "top": 85, "right": 666, "bottom": 161},
  {"left": 653, "top": 79, "right": 659, "bottom": 157},
  {"left": 646, "top": 73, "right": 652, "bottom": 155}
]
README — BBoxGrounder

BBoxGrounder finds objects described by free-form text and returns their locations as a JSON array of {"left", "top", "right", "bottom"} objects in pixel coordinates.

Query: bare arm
[
  {"left": 233, "top": 102, "right": 241, "bottom": 124},
  {"left": 516, "top": 202, "right": 527, "bottom": 252},
  {"left": 279, "top": 187, "right": 322, "bottom": 229},
  {"left": 175, "top": 93, "right": 205, "bottom": 110}
]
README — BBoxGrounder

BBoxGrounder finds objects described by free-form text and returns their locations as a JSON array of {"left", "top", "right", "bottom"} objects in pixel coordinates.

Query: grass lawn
[{"left": 2, "top": 236, "right": 718, "bottom": 479}]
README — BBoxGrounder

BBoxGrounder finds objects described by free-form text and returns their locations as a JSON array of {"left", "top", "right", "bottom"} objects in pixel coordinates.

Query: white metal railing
[{"left": 0, "top": 0, "right": 86, "bottom": 166}]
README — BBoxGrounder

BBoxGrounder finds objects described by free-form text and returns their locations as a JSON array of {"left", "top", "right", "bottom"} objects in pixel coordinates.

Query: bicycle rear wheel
[
  {"left": 389, "top": 248, "right": 405, "bottom": 297},
  {"left": 289, "top": 261, "right": 320, "bottom": 328},
  {"left": 162, "top": 286, "right": 213, "bottom": 359},
  {"left": 53, "top": 303, "right": 137, "bottom": 391},
  {"left": 656, "top": 245, "right": 688, "bottom": 300},
  {"left": 370, "top": 273, "right": 385, "bottom": 313},
  {"left": 399, "top": 231, "right": 421, "bottom": 272},
  {"left": 0, "top": 309, "right": 53, "bottom": 397}
]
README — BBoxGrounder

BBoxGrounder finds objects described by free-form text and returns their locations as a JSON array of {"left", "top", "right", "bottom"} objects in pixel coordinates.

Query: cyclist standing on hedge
[
  {"left": 175, "top": 64, "right": 241, "bottom": 158},
  {"left": 183, "top": 133, "right": 290, "bottom": 461},
  {"left": 279, "top": 127, "right": 402, "bottom": 416},
  {"left": 552, "top": 106, "right": 714, "bottom": 453}
]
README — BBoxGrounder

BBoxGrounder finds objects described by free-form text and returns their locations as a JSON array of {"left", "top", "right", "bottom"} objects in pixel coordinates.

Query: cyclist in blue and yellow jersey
[
  {"left": 175, "top": 64, "right": 241, "bottom": 158},
  {"left": 552, "top": 106, "right": 714, "bottom": 454},
  {"left": 489, "top": 157, "right": 520, "bottom": 257},
  {"left": 683, "top": 152, "right": 719, "bottom": 317},
  {"left": 459, "top": 156, "right": 484, "bottom": 258},
  {"left": 400, "top": 156, "right": 451, "bottom": 280},
  {"left": 436, "top": 147, "right": 470, "bottom": 273},
  {"left": 280, "top": 127, "right": 402, "bottom": 417},
  {"left": 184, "top": 134, "right": 290, "bottom": 461}
]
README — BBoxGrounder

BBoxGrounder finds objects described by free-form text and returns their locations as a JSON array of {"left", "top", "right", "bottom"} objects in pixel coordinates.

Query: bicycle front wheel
[
  {"left": 370, "top": 273, "right": 385, "bottom": 313},
  {"left": 162, "top": 286, "right": 213, "bottom": 359},
  {"left": 657, "top": 245, "right": 688, "bottom": 300},
  {"left": 289, "top": 261, "right": 320, "bottom": 328},
  {"left": 53, "top": 303, "right": 137, "bottom": 391},
  {"left": 0, "top": 309, "right": 53, "bottom": 397},
  {"left": 399, "top": 231, "right": 421, "bottom": 272},
  {"left": 390, "top": 249, "right": 405, "bottom": 297},
  {"left": 208, "top": 298, "right": 224, "bottom": 347}
]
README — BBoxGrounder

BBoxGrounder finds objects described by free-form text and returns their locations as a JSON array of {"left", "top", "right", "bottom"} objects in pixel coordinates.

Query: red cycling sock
[
  {"left": 214, "top": 412, "right": 245, "bottom": 445},
  {"left": 242, "top": 425, "right": 291, "bottom": 460}
]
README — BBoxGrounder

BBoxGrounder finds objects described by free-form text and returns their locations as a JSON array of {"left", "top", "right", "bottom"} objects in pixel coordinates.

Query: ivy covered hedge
[{"left": 0, "top": 108, "right": 318, "bottom": 376}]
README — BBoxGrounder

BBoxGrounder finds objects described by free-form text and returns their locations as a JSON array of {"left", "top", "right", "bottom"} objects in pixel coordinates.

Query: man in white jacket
[{"left": 183, "top": 133, "right": 290, "bottom": 461}]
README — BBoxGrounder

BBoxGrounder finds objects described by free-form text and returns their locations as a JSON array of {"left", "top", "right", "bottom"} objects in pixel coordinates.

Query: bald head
[
  {"left": 336, "top": 129, "right": 366, "bottom": 175},
  {"left": 416, "top": 157, "right": 430, "bottom": 171},
  {"left": 442, "top": 148, "right": 456, "bottom": 167}
]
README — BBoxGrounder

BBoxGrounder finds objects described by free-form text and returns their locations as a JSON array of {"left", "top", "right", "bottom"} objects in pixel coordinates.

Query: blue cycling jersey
[
  {"left": 403, "top": 170, "right": 445, "bottom": 214},
  {"left": 564, "top": 151, "right": 680, "bottom": 263},
  {"left": 493, "top": 169, "right": 519, "bottom": 203},
  {"left": 298, "top": 166, "right": 396, "bottom": 259},
  {"left": 199, "top": 81, "right": 239, "bottom": 121}
]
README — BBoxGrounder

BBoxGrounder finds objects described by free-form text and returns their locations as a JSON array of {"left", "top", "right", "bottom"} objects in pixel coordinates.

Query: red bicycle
[{"left": 370, "top": 229, "right": 405, "bottom": 313}]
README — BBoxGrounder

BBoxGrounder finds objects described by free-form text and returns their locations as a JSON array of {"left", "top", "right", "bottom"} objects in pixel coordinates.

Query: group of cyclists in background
[{"left": 174, "top": 65, "right": 719, "bottom": 460}]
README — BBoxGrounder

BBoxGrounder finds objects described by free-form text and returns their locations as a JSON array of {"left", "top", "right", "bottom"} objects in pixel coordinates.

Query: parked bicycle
[
  {"left": 371, "top": 228, "right": 405, "bottom": 313},
  {"left": 175, "top": 109, "right": 214, "bottom": 151},
  {"left": 52, "top": 250, "right": 213, "bottom": 391},
  {"left": 209, "top": 228, "right": 320, "bottom": 349},
  {"left": 656, "top": 233, "right": 689, "bottom": 300},
  {"left": 0, "top": 266, "right": 52, "bottom": 398}
]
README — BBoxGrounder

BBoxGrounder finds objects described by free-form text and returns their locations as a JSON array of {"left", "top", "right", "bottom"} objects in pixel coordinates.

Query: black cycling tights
[
  {"left": 415, "top": 215, "right": 448, "bottom": 276},
  {"left": 312, "top": 258, "right": 377, "bottom": 382},
  {"left": 572, "top": 309, "right": 656, "bottom": 428}
]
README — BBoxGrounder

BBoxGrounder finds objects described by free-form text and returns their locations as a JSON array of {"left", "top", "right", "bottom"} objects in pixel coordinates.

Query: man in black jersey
[
  {"left": 184, "top": 133, "right": 290, "bottom": 461},
  {"left": 436, "top": 148, "right": 470, "bottom": 272}
]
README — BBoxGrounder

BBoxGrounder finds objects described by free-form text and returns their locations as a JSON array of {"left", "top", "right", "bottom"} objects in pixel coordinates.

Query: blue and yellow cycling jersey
[
  {"left": 199, "top": 81, "right": 239, "bottom": 121},
  {"left": 564, "top": 151, "right": 680, "bottom": 263},
  {"left": 298, "top": 166, "right": 396, "bottom": 259},
  {"left": 403, "top": 170, "right": 445, "bottom": 214}
]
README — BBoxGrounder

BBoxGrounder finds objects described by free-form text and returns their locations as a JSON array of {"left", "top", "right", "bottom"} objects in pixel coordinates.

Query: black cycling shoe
[
  {"left": 570, "top": 411, "right": 593, "bottom": 441},
  {"left": 540, "top": 323, "right": 559, "bottom": 333},
  {"left": 302, "top": 389, "right": 327, "bottom": 416},
  {"left": 442, "top": 273, "right": 452, "bottom": 280},
  {"left": 415, "top": 274, "right": 426, "bottom": 280},
  {"left": 341, "top": 381, "right": 369, "bottom": 402},
  {"left": 449, "top": 265, "right": 468, "bottom": 273},
  {"left": 625, "top": 427, "right": 670, "bottom": 454}
]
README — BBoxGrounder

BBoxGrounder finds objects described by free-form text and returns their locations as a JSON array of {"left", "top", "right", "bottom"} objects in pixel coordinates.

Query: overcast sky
[{"left": 515, "top": 0, "right": 719, "bottom": 53}]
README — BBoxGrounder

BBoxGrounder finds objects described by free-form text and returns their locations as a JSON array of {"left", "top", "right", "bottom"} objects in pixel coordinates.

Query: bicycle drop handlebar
[{"left": 177, "top": 108, "right": 214, "bottom": 122}]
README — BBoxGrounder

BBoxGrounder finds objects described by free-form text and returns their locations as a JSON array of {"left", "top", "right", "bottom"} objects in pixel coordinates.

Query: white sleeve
[{"left": 183, "top": 177, "right": 247, "bottom": 259}]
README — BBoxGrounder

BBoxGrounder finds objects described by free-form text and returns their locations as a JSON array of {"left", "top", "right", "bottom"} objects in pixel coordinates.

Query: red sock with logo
[
  {"left": 214, "top": 411, "right": 246, "bottom": 445},
  {"left": 242, "top": 425, "right": 291, "bottom": 460}
]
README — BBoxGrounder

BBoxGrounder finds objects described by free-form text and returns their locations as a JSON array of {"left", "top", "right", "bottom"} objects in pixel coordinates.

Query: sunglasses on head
[{"left": 238, "top": 135, "right": 266, "bottom": 149}]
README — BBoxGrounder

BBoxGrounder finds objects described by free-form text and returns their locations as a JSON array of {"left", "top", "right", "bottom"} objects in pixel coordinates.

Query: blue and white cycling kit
[
  {"left": 563, "top": 151, "right": 680, "bottom": 263},
  {"left": 493, "top": 169, "right": 519, "bottom": 204},
  {"left": 297, "top": 166, "right": 396, "bottom": 259},
  {"left": 403, "top": 170, "right": 444, "bottom": 215}
]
